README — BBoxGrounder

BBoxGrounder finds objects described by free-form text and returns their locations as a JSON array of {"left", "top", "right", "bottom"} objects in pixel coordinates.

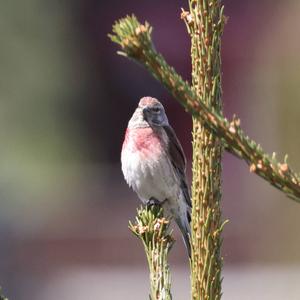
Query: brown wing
[{"left": 163, "top": 125, "right": 191, "bottom": 208}]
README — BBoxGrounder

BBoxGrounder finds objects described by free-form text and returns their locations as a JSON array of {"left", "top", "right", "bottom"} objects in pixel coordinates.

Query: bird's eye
[{"left": 152, "top": 107, "right": 160, "bottom": 113}]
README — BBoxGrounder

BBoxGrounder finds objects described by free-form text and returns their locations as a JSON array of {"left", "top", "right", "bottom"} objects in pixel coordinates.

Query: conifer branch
[
  {"left": 129, "top": 206, "right": 173, "bottom": 300},
  {"left": 109, "top": 15, "right": 300, "bottom": 202},
  {"left": 186, "top": 1, "right": 225, "bottom": 298}
]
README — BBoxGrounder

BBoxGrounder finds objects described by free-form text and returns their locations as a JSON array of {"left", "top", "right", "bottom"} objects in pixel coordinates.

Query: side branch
[
  {"left": 129, "top": 206, "right": 174, "bottom": 300},
  {"left": 109, "top": 15, "right": 300, "bottom": 202}
]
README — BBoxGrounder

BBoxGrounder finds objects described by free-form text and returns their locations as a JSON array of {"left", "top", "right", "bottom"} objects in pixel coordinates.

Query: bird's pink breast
[{"left": 122, "top": 127, "right": 163, "bottom": 158}]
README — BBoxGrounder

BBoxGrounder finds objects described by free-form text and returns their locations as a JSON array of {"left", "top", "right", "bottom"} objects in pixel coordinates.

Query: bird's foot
[
  {"left": 146, "top": 197, "right": 161, "bottom": 208},
  {"left": 146, "top": 197, "right": 167, "bottom": 208}
]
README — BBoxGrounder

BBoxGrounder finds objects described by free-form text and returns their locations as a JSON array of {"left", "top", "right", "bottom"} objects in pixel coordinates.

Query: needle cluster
[{"left": 129, "top": 206, "right": 173, "bottom": 300}]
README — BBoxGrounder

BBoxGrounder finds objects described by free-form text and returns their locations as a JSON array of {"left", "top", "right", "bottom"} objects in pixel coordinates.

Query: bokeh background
[{"left": 1, "top": 1, "right": 300, "bottom": 299}]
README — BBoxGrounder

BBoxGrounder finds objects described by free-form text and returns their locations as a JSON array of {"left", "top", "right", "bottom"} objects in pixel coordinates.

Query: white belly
[{"left": 121, "top": 149, "right": 179, "bottom": 204}]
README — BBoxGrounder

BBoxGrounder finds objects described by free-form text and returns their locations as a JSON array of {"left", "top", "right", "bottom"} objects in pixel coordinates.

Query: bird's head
[
  {"left": 128, "top": 97, "right": 169, "bottom": 129},
  {"left": 139, "top": 97, "right": 169, "bottom": 127}
]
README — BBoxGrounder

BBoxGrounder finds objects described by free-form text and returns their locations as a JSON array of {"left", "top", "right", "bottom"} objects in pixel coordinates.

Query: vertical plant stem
[
  {"left": 182, "top": 1, "right": 226, "bottom": 299},
  {"left": 129, "top": 206, "right": 174, "bottom": 300}
]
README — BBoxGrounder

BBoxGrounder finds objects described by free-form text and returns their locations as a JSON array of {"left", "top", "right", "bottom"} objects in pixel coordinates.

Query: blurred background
[{"left": 1, "top": 0, "right": 300, "bottom": 299}]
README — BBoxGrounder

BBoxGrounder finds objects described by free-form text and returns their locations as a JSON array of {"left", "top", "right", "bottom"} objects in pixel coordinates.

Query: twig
[
  {"left": 129, "top": 206, "right": 173, "bottom": 300},
  {"left": 109, "top": 15, "right": 300, "bottom": 202}
]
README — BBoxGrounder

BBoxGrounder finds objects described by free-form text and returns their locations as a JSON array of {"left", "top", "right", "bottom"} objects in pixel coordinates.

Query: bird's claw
[{"left": 146, "top": 197, "right": 162, "bottom": 208}]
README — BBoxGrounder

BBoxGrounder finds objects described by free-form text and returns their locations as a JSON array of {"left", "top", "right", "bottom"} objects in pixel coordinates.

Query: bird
[{"left": 121, "top": 96, "right": 191, "bottom": 257}]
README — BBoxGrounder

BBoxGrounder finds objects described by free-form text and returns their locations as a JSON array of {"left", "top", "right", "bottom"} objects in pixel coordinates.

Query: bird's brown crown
[{"left": 138, "top": 96, "right": 161, "bottom": 108}]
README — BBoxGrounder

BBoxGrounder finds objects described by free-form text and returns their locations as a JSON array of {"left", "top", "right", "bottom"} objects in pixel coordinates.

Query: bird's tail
[{"left": 176, "top": 209, "right": 191, "bottom": 258}]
